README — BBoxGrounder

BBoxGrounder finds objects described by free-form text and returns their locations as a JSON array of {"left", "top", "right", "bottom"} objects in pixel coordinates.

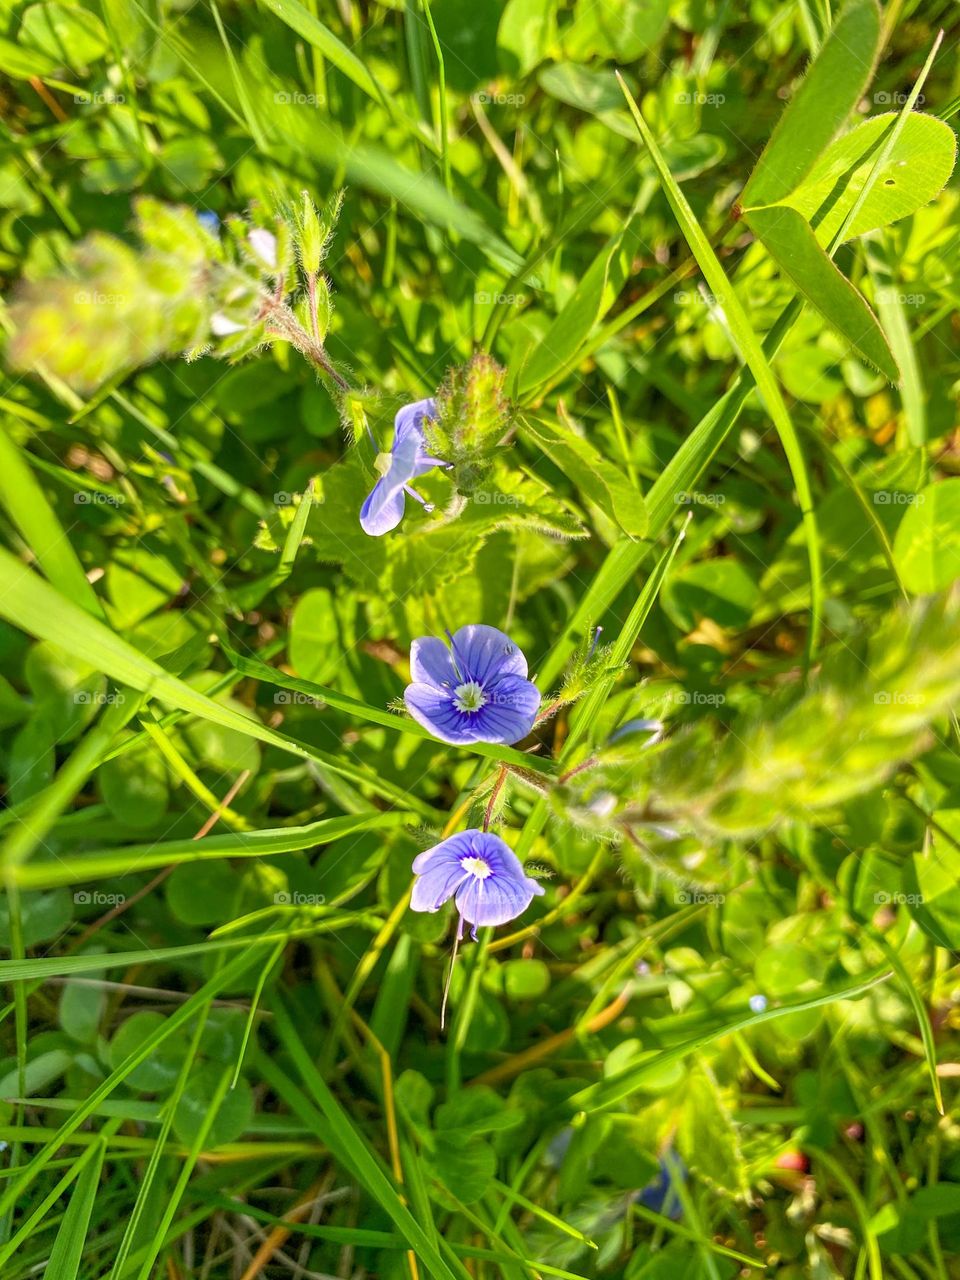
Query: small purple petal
[
  {"left": 394, "top": 397, "right": 437, "bottom": 445},
  {"left": 410, "top": 636, "right": 457, "bottom": 688},
  {"left": 470, "top": 673, "right": 540, "bottom": 743},
  {"left": 359, "top": 475, "right": 407, "bottom": 536},
  {"left": 404, "top": 683, "right": 479, "bottom": 744},
  {"left": 450, "top": 624, "right": 528, "bottom": 685}
]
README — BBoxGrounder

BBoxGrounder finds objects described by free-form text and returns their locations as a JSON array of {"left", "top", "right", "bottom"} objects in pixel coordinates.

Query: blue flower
[
  {"left": 411, "top": 829, "right": 545, "bottom": 939},
  {"left": 749, "top": 993, "right": 768, "bottom": 1013},
  {"left": 359, "top": 398, "right": 447, "bottom": 536},
  {"left": 635, "top": 1155, "right": 686, "bottom": 1219},
  {"left": 405, "top": 624, "right": 540, "bottom": 745}
]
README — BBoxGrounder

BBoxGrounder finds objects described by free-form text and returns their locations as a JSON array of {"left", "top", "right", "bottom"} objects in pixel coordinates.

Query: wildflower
[
  {"left": 411, "top": 830, "right": 545, "bottom": 939},
  {"left": 749, "top": 993, "right": 768, "bottom": 1013},
  {"left": 359, "top": 398, "right": 448, "bottom": 536},
  {"left": 405, "top": 624, "right": 540, "bottom": 745},
  {"left": 635, "top": 1154, "right": 686, "bottom": 1219}
]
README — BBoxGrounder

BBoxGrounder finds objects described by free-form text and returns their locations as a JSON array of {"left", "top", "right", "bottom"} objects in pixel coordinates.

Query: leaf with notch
[
  {"left": 775, "top": 112, "right": 957, "bottom": 246},
  {"left": 739, "top": 0, "right": 881, "bottom": 209},
  {"left": 744, "top": 204, "right": 899, "bottom": 382}
]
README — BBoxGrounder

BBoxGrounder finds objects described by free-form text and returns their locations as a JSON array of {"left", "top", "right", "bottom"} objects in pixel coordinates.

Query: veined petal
[
  {"left": 359, "top": 475, "right": 407, "bottom": 536},
  {"left": 471, "top": 673, "right": 540, "bottom": 743},
  {"left": 450, "top": 624, "right": 528, "bottom": 684},
  {"left": 404, "top": 683, "right": 479, "bottom": 744},
  {"left": 410, "top": 858, "right": 470, "bottom": 912},
  {"left": 394, "top": 397, "right": 437, "bottom": 445},
  {"left": 410, "top": 636, "right": 457, "bottom": 688}
]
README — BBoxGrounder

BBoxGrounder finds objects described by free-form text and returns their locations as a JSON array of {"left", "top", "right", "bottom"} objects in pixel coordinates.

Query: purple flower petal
[
  {"left": 359, "top": 475, "right": 407, "bottom": 536},
  {"left": 470, "top": 673, "right": 540, "bottom": 743},
  {"left": 409, "top": 636, "right": 457, "bottom": 688},
  {"left": 449, "top": 624, "right": 528, "bottom": 684},
  {"left": 394, "top": 397, "right": 437, "bottom": 443},
  {"left": 404, "top": 683, "right": 480, "bottom": 744}
]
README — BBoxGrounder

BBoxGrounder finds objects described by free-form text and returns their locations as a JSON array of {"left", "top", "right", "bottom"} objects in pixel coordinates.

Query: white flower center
[
  {"left": 453, "top": 680, "right": 486, "bottom": 712},
  {"left": 461, "top": 856, "right": 492, "bottom": 880}
]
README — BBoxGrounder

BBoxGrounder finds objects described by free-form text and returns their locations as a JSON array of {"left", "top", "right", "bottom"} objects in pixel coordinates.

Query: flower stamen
[{"left": 453, "top": 680, "right": 487, "bottom": 713}]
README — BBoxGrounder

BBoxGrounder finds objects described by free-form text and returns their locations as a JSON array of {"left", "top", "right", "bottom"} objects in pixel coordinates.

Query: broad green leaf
[
  {"left": 173, "top": 1064, "right": 253, "bottom": 1148},
  {"left": 19, "top": 1, "right": 109, "bottom": 71},
  {"left": 289, "top": 588, "right": 341, "bottom": 685},
  {"left": 109, "top": 1011, "right": 187, "bottom": 1092},
  {"left": 98, "top": 742, "right": 168, "bottom": 829},
  {"left": 661, "top": 557, "right": 759, "bottom": 632},
  {"left": 775, "top": 113, "right": 957, "bottom": 246},
  {"left": 904, "top": 839, "right": 960, "bottom": 950},
  {"left": 0, "top": 887, "right": 72, "bottom": 946},
  {"left": 565, "top": 0, "right": 669, "bottom": 61},
  {"left": 893, "top": 479, "right": 960, "bottom": 594},
  {"left": 522, "top": 415, "right": 647, "bottom": 538},
  {"left": 497, "top": 0, "right": 555, "bottom": 75},
  {"left": 744, "top": 204, "right": 899, "bottom": 381},
  {"left": 677, "top": 1064, "right": 749, "bottom": 1198},
  {"left": 739, "top": 0, "right": 881, "bottom": 208}
]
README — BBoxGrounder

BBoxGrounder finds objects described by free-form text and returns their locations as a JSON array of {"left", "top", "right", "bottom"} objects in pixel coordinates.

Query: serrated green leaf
[{"left": 522, "top": 415, "right": 646, "bottom": 538}]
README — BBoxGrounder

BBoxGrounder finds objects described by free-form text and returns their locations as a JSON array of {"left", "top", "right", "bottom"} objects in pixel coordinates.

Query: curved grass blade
[{"left": 616, "top": 74, "right": 823, "bottom": 665}]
